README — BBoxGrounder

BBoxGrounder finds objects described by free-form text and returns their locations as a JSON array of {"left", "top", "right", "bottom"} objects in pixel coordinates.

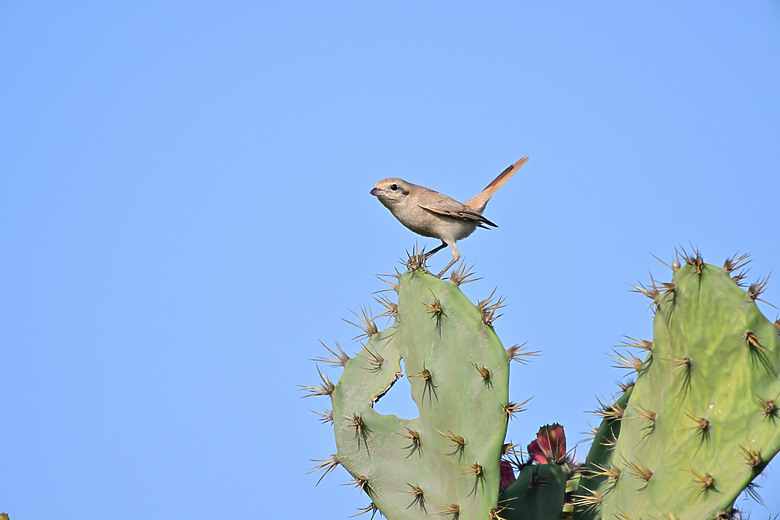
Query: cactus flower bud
[{"left": 527, "top": 423, "right": 566, "bottom": 464}]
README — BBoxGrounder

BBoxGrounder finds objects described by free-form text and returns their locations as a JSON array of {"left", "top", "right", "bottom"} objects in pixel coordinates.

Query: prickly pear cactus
[
  {"left": 574, "top": 387, "right": 633, "bottom": 519},
  {"left": 499, "top": 424, "right": 580, "bottom": 519},
  {"left": 577, "top": 254, "right": 780, "bottom": 519},
  {"left": 310, "top": 251, "right": 779, "bottom": 519},
  {"left": 317, "top": 267, "right": 515, "bottom": 519},
  {"left": 500, "top": 463, "right": 569, "bottom": 520}
]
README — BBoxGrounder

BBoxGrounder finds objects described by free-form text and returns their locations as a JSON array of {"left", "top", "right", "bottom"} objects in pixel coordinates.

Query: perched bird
[{"left": 370, "top": 157, "right": 528, "bottom": 277}]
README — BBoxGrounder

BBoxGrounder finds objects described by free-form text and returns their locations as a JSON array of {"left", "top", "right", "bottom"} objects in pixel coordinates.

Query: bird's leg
[
  {"left": 435, "top": 242, "right": 460, "bottom": 279},
  {"left": 424, "top": 241, "right": 448, "bottom": 260}
]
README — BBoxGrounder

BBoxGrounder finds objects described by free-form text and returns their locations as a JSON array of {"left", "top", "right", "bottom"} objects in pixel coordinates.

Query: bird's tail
[{"left": 464, "top": 156, "right": 528, "bottom": 213}]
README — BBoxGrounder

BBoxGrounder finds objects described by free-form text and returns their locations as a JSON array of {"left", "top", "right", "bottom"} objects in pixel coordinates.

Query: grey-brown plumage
[{"left": 370, "top": 157, "right": 528, "bottom": 277}]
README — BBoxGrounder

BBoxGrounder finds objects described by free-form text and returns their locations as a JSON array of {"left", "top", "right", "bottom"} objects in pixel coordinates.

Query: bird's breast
[{"left": 390, "top": 204, "right": 478, "bottom": 241}]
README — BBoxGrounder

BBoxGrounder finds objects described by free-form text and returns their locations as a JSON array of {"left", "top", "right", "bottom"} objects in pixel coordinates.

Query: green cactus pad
[
  {"left": 575, "top": 387, "right": 633, "bottom": 519},
  {"left": 500, "top": 464, "right": 569, "bottom": 520},
  {"left": 595, "top": 261, "right": 780, "bottom": 519},
  {"left": 331, "top": 269, "right": 511, "bottom": 519}
]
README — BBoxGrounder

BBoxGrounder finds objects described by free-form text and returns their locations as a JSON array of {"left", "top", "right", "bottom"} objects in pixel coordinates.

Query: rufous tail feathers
[{"left": 464, "top": 156, "right": 528, "bottom": 213}]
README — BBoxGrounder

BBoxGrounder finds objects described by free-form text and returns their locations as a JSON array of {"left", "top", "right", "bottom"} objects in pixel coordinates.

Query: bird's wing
[{"left": 418, "top": 196, "right": 497, "bottom": 228}]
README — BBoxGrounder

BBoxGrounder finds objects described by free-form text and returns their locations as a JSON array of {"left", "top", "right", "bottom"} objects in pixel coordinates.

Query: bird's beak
[{"left": 370, "top": 187, "right": 382, "bottom": 197}]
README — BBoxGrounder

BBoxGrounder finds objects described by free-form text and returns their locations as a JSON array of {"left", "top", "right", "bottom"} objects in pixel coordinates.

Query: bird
[{"left": 370, "top": 157, "right": 528, "bottom": 278}]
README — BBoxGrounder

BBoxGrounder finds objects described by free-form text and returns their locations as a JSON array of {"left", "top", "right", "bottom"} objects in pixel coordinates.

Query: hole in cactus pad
[{"left": 372, "top": 359, "right": 419, "bottom": 420}]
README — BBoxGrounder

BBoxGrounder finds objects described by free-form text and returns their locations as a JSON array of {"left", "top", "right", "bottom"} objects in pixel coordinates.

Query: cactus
[
  {"left": 309, "top": 263, "right": 520, "bottom": 519},
  {"left": 574, "top": 387, "right": 634, "bottom": 519},
  {"left": 500, "top": 463, "right": 569, "bottom": 520},
  {"left": 576, "top": 252, "right": 780, "bottom": 519},
  {"left": 309, "top": 251, "right": 780, "bottom": 520},
  {"left": 499, "top": 424, "right": 573, "bottom": 520}
]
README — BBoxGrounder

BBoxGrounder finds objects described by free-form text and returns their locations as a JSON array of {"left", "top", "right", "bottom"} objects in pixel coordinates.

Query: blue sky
[{"left": 2, "top": 2, "right": 779, "bottom": 519}]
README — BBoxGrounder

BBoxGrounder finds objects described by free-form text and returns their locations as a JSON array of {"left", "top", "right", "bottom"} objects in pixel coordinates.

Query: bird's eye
[{"left": 390, "top": 184, "right": 398, "bottom": 191}]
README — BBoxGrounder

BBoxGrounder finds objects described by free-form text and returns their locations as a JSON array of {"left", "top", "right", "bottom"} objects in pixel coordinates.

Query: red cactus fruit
[
  {"left": 527, "top": 423, "right": 567, "bottom": 464},
  {"left": 499, "top": 459, "right": 516, "bottom": 492}
]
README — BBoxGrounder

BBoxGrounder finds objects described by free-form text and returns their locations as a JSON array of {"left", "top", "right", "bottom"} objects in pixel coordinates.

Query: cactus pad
[
  {"left": 329, "top": 269, "right": 512, "bottom": 519},
  {"left": 583, "top": 259, "right": 780, "bottom": 519}
]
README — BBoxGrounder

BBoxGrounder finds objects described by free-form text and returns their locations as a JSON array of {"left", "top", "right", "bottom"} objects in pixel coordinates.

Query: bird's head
[{"left": 370, "top": 178, "right": 411, "bottom": 207}]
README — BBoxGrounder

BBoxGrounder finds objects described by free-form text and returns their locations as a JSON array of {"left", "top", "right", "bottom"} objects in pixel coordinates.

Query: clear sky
[{"left": 2, "top": 2, "right": 779, "bottom": 519}]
